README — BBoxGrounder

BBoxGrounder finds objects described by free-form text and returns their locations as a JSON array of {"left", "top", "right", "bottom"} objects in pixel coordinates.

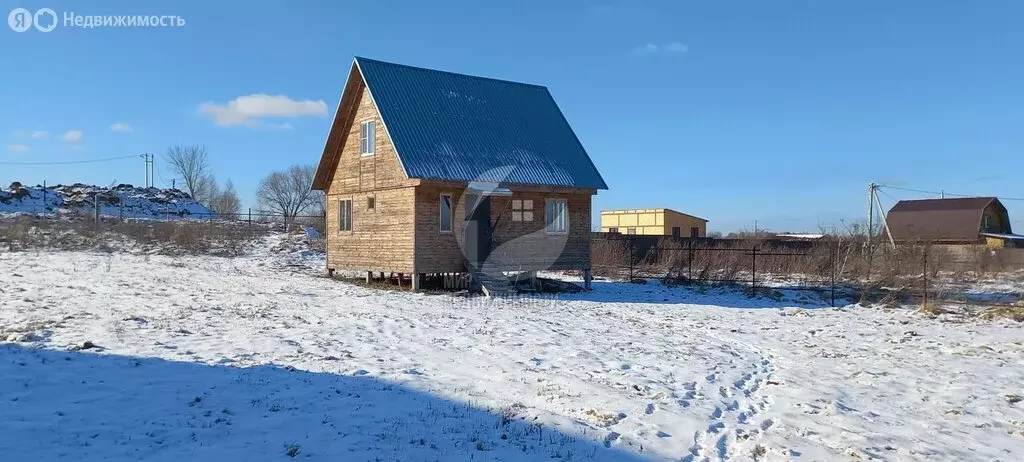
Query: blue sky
[{"left": 2, "top": 0, "right": 1022, "bottom": 232}]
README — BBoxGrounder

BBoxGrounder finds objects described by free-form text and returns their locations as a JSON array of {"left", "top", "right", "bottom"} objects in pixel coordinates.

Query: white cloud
[
  {"left": 110, "top": 123, "right": 133, "bottom": 132},
  {"left": 666, "top": 42, "right": 688, "bottom": 53},
  {"left": 634, "top": 43, "right": 660, "bottom": 54},
  {"left": 30, "top": 130, "right": 48, "bottom": 140},
  {"left": 633, "top": 42, "right": 688, "bottom": 55},
  {"left": 7, "top": 144, "right": 29, "bottom": 153},
  {"left": 198, "top": 94, "right": 328, "bottom": 128},
  {"left": 62, "top": 129, "right": 84, "bottom": 142}
]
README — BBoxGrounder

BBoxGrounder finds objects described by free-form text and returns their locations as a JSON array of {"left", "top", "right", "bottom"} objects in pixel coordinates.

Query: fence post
[
  {"left": 831, "top": 240, "right": 837, "bottom": 307},
  {"left": 42, "top": 180, "right": 46, "bottom": 213},
  {"left": 628, "top": 237, "right": 634, "bottom": 282},
  {"left": 687, "top": 239, "right": 693, "bottom": 281},
  {"left": 751, "top": 245, "right": 758, "bottom": 292},
  {"left": 923, "top": 250, "right": 929, "bottom": 310}
]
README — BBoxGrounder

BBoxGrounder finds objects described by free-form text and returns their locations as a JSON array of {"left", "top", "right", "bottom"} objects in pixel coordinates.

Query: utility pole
[
  {"left": 143, "top": 152, "right": 152, "bottom": 187},
  {"left": 867, "top": 182, "right": 876, "bottom": 281},
  {"left": 753, "top": 220, "right": 758, "bottom": 237}
]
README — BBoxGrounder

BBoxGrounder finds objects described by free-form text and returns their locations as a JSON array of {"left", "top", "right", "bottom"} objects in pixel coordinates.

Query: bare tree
[
  {"left": 209, "top": 179, "right": 241, "bottom": 216},
  {"left": 256, "top": 165, "right": 319, "bottom": 226},
  {"left": 164, "top": 145, "right": 211, "bottom": 202}
]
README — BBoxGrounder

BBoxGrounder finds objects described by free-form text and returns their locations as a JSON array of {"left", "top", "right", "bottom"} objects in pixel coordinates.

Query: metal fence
[{"left": 592, "top": 235, "right": 840, "bottom": 306}]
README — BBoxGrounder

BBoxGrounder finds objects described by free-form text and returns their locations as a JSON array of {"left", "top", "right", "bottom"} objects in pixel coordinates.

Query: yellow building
[{"left": 600, "top": 208, "right": 708, "bottom": 237}]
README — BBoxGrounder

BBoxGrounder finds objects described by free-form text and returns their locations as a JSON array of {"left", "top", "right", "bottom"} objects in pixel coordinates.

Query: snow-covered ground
[
  {"left": 2, "top": 238, "right": 1023, "bottom": 461},
  {"left": 0, "top": 183, "right": 209, "bottom": 218}
]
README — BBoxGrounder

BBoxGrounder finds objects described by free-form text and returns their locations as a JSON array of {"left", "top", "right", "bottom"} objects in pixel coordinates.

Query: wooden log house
[{"left": 311, "top": 57, "right": 608, "bottom": 294}]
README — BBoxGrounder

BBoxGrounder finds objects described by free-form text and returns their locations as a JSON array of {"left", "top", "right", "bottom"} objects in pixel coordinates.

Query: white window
[
  {"left": 511, "top": 199, "right": 534, "bottom": 222},
  {"left": 359, "top": 120, "right": 375, "bottom": 155},
  {"left": 983, "top": 215, "right": 992, "bottom": 230},
  {"left": 545, "top": 199, "right": 567, "bottom": 233},
  {"left": 338, "top": 199, "right": 352, "bottom": 232},
  {"left": 440, "top": 194, "right": 453, "bottom": 233}
]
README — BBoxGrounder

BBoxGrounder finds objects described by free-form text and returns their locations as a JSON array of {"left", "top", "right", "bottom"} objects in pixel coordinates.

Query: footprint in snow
[
  {"left": 645, "top": 403, "right": 657, "bottom": 415},
  {"left": 603, "top": 432, "right": 621, "bottom": 448}
]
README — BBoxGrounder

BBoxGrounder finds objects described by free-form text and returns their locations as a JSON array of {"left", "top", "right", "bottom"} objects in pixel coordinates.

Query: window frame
[
  {"left": 359, "top": 120, "right": 376, "bottom": 156},
  {"left": 626, "top": 227, "right": 636, "bottom": 235},
  {"left": 544, "top": 198, "right": 568, "bottom": 234},
  {"left": 439, "top": 193, "right": 453, "bottom": 233},
  {"left": 608, "top": 227, "right": 619, "bottom": 234},
  {"left": 511, "top": 198, "right": 534, "bottom": 222},
  {"left": 338, "top": 199, "right": 353, "bottom": 232},
  {"left": 367, "top": 196, "right": 376, "bottom": 212}
]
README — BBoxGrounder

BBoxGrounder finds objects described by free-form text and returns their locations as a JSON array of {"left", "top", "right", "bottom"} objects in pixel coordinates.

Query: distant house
[
  {"left": 311, "top": 57, "right": 608, "bottom": 294},
  {"left": 885, "top": 197, "right": 1022, "bottom": 248},
  {"left": 600, "top": 208, "right": 707, "bottom": 238}
]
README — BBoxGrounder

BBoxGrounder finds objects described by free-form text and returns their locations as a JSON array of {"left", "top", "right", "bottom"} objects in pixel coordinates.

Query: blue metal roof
[{"left": 354, "top": 57, "right": 607, "bottom": 190}]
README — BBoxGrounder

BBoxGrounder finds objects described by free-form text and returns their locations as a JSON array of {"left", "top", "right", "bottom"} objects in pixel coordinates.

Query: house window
[
  {"left": 512, "top": 199, "right": 534, "bottom": 222},
  {"left": 359, "top": 120, "right": 375, "bottom": 155},
  {"left": 690, "top": 227, "right": 699, "bottom": 238},
  {"left": 983, "top": 215, "right": 992, "bottom": 231},
  {"left": 338, "top": 199, "right": 352, "bottom": 232},
  {"left": 672, "top": 227, "right": 681, "bottom": 238},
  {"left": 608, "top": 227, "right": 619, "bottom": 234},
  {"left": 626, "top": 227, "right": 636, "bottom": 235},
  {"left": 367, "top": 196, "right": 375, "bottom": 211},
  {"left": 545, "top": 199, "right": 567, "bottom": 233},
  {"left": 440, "top": 194, "right": 453, "bottom": 233}
]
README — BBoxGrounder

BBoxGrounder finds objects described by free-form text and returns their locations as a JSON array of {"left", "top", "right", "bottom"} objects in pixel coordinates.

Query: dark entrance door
[{"left": 463, "top": 194, "right": 492, "bottom": 268}]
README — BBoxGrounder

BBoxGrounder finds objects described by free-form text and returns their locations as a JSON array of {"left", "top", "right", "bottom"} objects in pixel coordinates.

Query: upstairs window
[
  {"left": 626, "top": 227, "right": 636, "bottom": 235},
  {"left": 440, "top": 194, "right": 453, "bottom": 233},
  {"left": 608, "top": 227, "right": 619, "bottom": 234},
  {"left": 512, "top": 199, "right": 534, "bottom": 222},
  {"left": 338, "top": 199, "right": 352, "bottom": 232},
  {"left": 367, "top": 196, "right": 376, "bottom": 211},
  {"left": 360, "top": 120, "right": 375, "bottom": 155},
  {"left": 545, "top": 199, "right": 567, "bottom": 233}
]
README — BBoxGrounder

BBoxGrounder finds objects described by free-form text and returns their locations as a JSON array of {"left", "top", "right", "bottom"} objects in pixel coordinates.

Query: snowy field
[{"left": 2, "top": 239, "right": 1024, "bottom": 461}]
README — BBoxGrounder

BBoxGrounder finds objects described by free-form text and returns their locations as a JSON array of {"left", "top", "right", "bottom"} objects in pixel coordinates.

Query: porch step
[{"left": 466, "top": 261, "right": 514, "bottom": 297}]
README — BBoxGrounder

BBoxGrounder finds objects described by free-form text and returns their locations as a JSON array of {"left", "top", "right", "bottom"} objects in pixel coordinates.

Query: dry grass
[
  {"left": 978, "top": 305, "right": 1024, "bottom": 322},
  {"left": 0, "top": 215, "right": 275, "bottom": 256}
]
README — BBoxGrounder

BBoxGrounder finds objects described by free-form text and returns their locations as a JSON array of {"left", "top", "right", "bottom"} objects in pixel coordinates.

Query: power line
[
  {"left": 878, "top": 184, "right": 1024, "bottom": 202},
  {"left": 0, "top": 154, "right": 139, "bottom": 166}
]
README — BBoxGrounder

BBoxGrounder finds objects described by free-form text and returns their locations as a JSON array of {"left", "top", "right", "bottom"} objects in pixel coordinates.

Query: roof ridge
[
  {"left": 897, "top": 196, "right": 996, "bottom": 202},
  {"left": 354, "top": 56, "right": 549, "bottom": 90}
]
